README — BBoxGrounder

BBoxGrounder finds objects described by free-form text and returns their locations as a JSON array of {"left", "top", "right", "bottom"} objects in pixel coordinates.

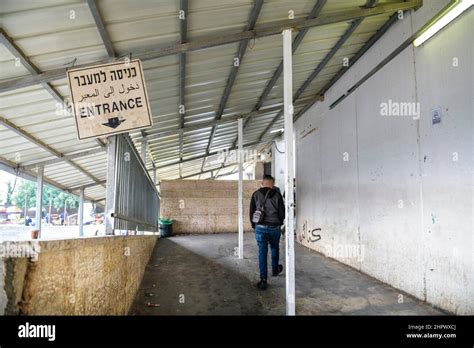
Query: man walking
[{"left": 249, "top": 175, "right": 285, "bottom": 290}]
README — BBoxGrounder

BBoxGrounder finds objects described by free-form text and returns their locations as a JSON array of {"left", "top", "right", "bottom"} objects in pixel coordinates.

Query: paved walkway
[{"left": 130, "top": 233, "right": 443, "bottom": 315}]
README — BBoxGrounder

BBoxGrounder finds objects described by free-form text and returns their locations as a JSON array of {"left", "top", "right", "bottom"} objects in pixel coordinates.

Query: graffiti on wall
[{"left": 298, "top": 220, "right": 321, "bottom": 244}]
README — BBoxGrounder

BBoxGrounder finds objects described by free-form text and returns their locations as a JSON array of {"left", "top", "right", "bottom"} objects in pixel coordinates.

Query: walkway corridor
[{"left": 130, "top": 234, "right": 444, "bottom": 316}]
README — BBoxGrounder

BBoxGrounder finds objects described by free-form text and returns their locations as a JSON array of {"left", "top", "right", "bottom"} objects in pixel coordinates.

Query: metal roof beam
[
  {"left": 153, "top": 139, "right": 274, "bottom": 178},
  {"left": 144, "top": 98, "right": 310, "bottom": 139},
  {"left": 86, "top": 0, "right": 115, "bottom": 58},
  {"left": 203, "top": 0, "right": 264, "bottom": 166},
  {"left": 156, "top": 137, "right": 274, "bottom": 170},
  {"left": 329, "top": 7, "right": 435, "bottom": 111},
  {"left": 294, "top": 11, "right": 400, "bottom": 121},
  {"left": 215, "top": 160, "right": 254, "bottom": 179},
  {"left": 145, "top": 103, "right": 288, "bottom": 138},
  {"left": 0, "top": 28, "right": 63, "bottom": 104},
  {"left": 257, "top": 0, "right": 381, "bottom": 140},
  {"left": 0, "top": 156, "right": 102, "bottom": 205},
  {"left": 0, "top": 0, "right": 421, "bottom": 93},
  {"left": 21, "top": 147, "right": 106, "bottom": 170},
  {"left": 252, "top": 0, "right": 326, "bottom": 114},
  {"left": 0, "top": 116, "right": 104, "bottom": 186},
  {"left": 180, "top": 162, "right": 239, "bottom": 180},
  {"left": 232, "top": 0, "right": 326, "bottom": 149},
  {"left": 214, "top": 139, "right": 268, "bottom": 179},
  {"left": 67, "top": 180, "right": 107, "bottom": 191},
  {"left": 0, "top": 29, "right": 106, "bottom": 150},
  {"left": 178, "top": 0, "right": 188, "bottom": 167}
]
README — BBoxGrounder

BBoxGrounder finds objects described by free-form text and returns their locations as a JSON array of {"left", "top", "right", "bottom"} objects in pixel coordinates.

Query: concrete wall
[
  {"left": 0, "top": 235, "right": 156, "bottom": 315},
  {"left": 293, "top": 1, "right": 473, "bottom": 314},
  {"left": 160, "top": 180, "right": 260, "bottom": 234}
]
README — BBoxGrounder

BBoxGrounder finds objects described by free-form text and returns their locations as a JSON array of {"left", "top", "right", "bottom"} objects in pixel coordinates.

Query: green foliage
[
  {"left": 5, "top": 180, "right": 14, "bottom": 205},
  {"left": 12, "top": 180, "right": 35, "bottom": 209},
  {"left": 12, "top": 179, "right": 79, "bottom": 210}
]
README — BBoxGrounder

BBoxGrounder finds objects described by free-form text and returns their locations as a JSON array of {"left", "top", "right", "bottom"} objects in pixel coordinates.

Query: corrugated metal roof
[{"left": 0, "top": 0, "right": 416, "bottom": 201}]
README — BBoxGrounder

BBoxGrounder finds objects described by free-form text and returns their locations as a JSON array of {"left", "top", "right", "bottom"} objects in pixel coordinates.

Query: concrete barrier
[
  {"left": 0, "top": 235, "right": 157, "bottom": 315},
  {"left": 160, "top": 180, "right": 261, "bottom": 234}
]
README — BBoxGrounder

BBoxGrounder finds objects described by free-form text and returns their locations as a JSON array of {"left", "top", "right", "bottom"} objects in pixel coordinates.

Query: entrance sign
[{"left": 67, "top": 59, "right": 153, "bottom": 140}]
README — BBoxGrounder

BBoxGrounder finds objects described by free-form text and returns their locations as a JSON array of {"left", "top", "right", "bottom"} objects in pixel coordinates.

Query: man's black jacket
[{"left": 249, "top": 187, "right": 285, "bottom": 229}]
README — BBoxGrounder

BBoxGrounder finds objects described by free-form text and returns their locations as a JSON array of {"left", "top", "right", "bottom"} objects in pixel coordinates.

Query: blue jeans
[{"left": 255, "top": 225, "right": 281, "bottom": 281}]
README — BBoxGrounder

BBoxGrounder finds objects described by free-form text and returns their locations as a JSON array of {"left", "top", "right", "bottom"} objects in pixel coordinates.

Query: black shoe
[
  {"left": 257, "top": 280, "right": 268, "bottom": 290},
  {"left": 272, "top": 264, "right": 283, "bottom": 276}
]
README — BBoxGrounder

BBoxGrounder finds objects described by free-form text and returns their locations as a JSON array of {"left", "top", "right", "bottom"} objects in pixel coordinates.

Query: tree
[
  {"left": 52, "top": 191, "right": 79, "bottom": 210},
  {"left": 5, "top": 180, "right": 15, "bottom": 205},
  {"left": 12, "top": 180, "right": 36, "bottom": 211},
  {"left": 12, "top": 180, "right": 79, "bottom": 212}
]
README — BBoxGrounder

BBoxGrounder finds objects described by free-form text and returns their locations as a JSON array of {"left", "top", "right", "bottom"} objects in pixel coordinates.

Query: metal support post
[
  {"left": 79, "top": 187, "right": 85, "bottom": 237},
  {"left": 283, "top": 29, "right": 295, "bottom": 316},
  {"left": 35, "top": 165, "right": 44, "bottom": 238},
  {"left": 238, "top": 117, "right": 244, "bottom": 259}
]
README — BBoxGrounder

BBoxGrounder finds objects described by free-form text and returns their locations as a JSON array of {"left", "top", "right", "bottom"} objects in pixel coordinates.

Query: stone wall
[
  {"left": 0, "top": 235, "right": 157, "bottom": 315},
  {"left": 160, "top": 180, "right": 261, "bottom": 234}
]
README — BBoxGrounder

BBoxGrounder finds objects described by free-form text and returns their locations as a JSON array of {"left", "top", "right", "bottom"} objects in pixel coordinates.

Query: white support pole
[
  {"left": 36, "top": 165, "right": 44, "bottom": 238},
  {"left": 283, "top": 29, "right": 295, "bottom": 316},
  {"left": 79, "top": 187, "right": 85, "bottom": 237},
  {"left": 238, "top": 117, "right": 244, "bottom": 259}
]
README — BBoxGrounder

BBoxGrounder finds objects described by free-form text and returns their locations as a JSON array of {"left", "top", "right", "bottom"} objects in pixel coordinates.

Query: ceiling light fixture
[{"left": 413, "top": 0, "right": 473, "bottom": 47}]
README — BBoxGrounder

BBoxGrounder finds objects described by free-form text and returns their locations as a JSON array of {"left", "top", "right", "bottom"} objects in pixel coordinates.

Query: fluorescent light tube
[{"left": 414, "top": 0, "right": 473, "bottom": 47}]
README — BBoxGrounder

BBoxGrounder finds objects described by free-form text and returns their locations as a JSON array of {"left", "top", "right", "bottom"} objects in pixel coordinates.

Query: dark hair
[{"left": 262, "top": 174, "right": 275, "bottom": 182}]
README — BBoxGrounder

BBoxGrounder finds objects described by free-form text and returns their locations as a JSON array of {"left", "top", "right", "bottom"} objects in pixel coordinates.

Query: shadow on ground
[{"left": 129, "top": 233, "right": 443, "bottom": 316}]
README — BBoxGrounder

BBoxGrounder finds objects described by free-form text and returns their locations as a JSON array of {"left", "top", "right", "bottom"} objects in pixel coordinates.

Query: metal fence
[{"left": 105, "top": 134, "right": 159, "bottom": 234}]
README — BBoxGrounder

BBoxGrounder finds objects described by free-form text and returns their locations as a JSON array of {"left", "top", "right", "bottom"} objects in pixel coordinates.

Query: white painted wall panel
[
  {"left": 414, "top": 5, "right": 473, "bottom": 314},
  {"left": 292, "top": 1, "right": 473, "bottom": 314}
]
